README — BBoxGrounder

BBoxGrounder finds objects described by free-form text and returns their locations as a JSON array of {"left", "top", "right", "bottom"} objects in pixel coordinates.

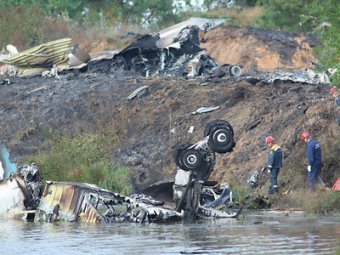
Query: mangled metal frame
[
  {"left": 36, "top": 181, "right": 183, "bottom": 223},
  {"left": 85, "top": 18, "right": 242, "bottom": 78}
]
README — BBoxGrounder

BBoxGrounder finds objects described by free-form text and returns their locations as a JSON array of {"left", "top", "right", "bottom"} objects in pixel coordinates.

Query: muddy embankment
[{"left": 0, "top": 26, "right": 339, "bottom": 194}]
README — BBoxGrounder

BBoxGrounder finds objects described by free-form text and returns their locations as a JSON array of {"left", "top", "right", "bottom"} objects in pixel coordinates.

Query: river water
[{"left": 1, "top": 212, "right": 339, "bottom": 255}]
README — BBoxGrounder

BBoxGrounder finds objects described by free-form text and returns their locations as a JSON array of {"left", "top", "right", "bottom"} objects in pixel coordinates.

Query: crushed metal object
[
  {"left": 246, "top": 68, "right": 334, "bottom": 85},
  {"left": 36, "top": 181, "right": 183, "bottom": 223},
  {"left": 0, "top": 163, "right": 42, "bottom": 217},
  {"left": 68, "top": 44, "right": 91, "bottom": 67},
  {"left": 247, "top": 167, "right": 267, "bottom": 188},
  {"left": 191, "top": 106, "right": 219, "bottom": 115},
  {"left": 127, "top": 85, "right": 150, "bottom": 100},
  {"left": 0, "top": 38, "right": 72, "bottom": 77}
]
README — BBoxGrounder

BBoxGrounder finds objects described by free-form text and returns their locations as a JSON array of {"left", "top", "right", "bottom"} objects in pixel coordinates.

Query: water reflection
[{"left": 0, "top": 215, "right": 338, "bottom": 255}]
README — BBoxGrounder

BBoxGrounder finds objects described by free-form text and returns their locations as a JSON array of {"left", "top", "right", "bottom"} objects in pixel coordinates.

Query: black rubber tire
[
  {"left": 181, "top": 149, "right": 203, "bottom": 171},
  {"left": 208, "top": 127, "right": 234, "bottom": 153},
  {"left": 229, "top": 65, "right": 242, "bottom": 77},
  {"left": 173, "top": 143, "right": 192, "bottom": 170},
  {"left": 204, "top": 119, "right": 234, "bottom": 137}
]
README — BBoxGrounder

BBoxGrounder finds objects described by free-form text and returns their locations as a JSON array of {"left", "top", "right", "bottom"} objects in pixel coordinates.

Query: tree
[
  {"left": 0, "top": 0, "right": 86, "bottom": 19},
  {"left": 109, "top": 0, "right": 177, "bottom": 28}
]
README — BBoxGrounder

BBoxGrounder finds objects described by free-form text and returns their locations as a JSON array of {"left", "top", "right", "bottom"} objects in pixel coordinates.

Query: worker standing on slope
[
  {"left": 265, "top": 136, "right": 283, "bottom": 195},
  {"left": 301, "top": 132, "right": 325, "bottom": 191}
]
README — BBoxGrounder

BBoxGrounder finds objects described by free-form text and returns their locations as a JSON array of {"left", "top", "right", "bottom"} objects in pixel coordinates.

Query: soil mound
[{"left": 201, "top": 26, "right": 319, "bottom": 71}]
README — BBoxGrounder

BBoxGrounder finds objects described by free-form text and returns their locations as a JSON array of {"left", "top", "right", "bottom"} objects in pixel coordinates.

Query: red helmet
[
  {"left": 330, "top": 86, "right": 337, "bottom": 94},
  {"left": 265, "top": 136, "right": 274, "bottom": 143},
  {"left": 301, "top": 131, "right": 310, "bottom": 140}
]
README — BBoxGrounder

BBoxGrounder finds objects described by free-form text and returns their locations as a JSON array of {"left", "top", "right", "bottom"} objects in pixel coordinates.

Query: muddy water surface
[{"left": 1, "top": 213, "right": 339, "bottom": 255}]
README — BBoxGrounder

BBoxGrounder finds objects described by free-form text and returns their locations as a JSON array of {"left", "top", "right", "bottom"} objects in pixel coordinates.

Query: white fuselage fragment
[{"left": 0, "top": 179, "right": 26, "bottom": 217}]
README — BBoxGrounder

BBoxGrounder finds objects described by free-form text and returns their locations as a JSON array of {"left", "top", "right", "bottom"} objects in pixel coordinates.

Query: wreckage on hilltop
[
  {"left": 0, "top": 18, "right": 334, "bottom": 84},
  {"left": 0, "top": 18, "right": 241, "bottom": 79}
]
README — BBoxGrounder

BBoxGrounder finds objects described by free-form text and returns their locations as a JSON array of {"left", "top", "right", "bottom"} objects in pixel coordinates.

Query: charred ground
[{"left": 0, "top": 26, "right": 339, "bottom": 206}]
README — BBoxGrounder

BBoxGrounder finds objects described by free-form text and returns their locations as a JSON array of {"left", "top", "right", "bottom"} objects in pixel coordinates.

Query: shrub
[
  {"left": 26, "top": 133, "right": 132, "bottom": 195},
  {"left": 229, "top": 181, "right": 253, "bottom": 203}
]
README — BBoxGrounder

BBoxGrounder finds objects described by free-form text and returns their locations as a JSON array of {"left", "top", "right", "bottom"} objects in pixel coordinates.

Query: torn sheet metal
[
  {"left": 127, "top": 85, "right": 150, "bottom": 100},
  {"left": 191, "top": 106, "right": 219, "bottom": 115},
  {"left": 1, "top": 38, "right": 72, "bottom": 67},
  {"left": 156, "top": 17, "right": 225, "bottom": 48},
  {"left": 37, "top": 181, "right": 183, "bottom": 223},
  {"left": 246, "top": 68, "right": 332, "bottom": 85},
  {"left": 0, "top": 38, "right": 72, "bottom": 77},
  {"left": 37, "top": 181, "right": 117, "bottom": 222},
  {"left": 0, "top": 178, "right": 26, "bottom": 216},
  {"left": 0, "top": 160, "right": 43, "bottom": 218},
  {"left": 68, "top": 44, "right": 91, "bottom": 67},
  {"left": 173, "top": 170, "right": 241, "bottom": 219}
]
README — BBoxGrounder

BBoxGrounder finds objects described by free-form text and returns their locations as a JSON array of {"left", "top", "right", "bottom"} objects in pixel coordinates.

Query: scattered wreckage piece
[
  {"left": 68, "top": 44, "right": 91, "bottom": 67},
  {"left": 36, "top": 181, "right": 183, "bottom": 223},
  {"left": 191, "top": 106, "right": 219, "bottom": 115},
  {"left": 245, "top": 68, "right": 334, "bottom": 85},
  {"left": 127, "top": 85, "right": 150, "bottom": 100},
  {"left": 0, "top": 163, "right": 42, "bottom": 218},
  {"left": 173, "top": 170, "right": 241, "bottom": 219},
  {"left": 0, "top": 178, "right": 26, "bottom": 217},
  {"left": 0, "top": 38, "right": 72, "bottom": 77},
  {"left": 172, "top": 119, "right": 239, "bottom": 218},
  {"left": 247, "top": 166, "right": 267, "bottom": 188},
  {"left": 156, "top": 17, "right": 225, "bottom": 48},
  {"left": 0, "top": 146, "right": 44, "bottom": 217}
]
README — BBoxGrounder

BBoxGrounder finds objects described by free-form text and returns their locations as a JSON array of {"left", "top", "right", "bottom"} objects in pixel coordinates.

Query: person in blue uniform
[{"left": 301, "top": 132, "right": 325, "bottom": 191}]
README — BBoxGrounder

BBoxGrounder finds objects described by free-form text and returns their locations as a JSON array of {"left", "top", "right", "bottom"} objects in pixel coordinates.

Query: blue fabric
[
  {"left": 204, "top": 188, "right": 230, "bottom": 208},
  {"left": 269, "top": 168, "right": 279, "bottom": 187},
  {"left": 306, "top": 139, "right": 324, "bottom": 191},
  {"left": 308, "top": 163, "right": 325, "bottom": 191},
  {"left": 306, "top": 139, "right": 322, "bottom": 166}
]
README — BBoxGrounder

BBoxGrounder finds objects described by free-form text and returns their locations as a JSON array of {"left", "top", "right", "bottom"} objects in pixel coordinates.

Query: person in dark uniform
[
  {"left": 301, "top": 132, "right": 325, "bottom": 191},
  {"left": 265, "top": 136, "right": 283, "bottom": 194}
]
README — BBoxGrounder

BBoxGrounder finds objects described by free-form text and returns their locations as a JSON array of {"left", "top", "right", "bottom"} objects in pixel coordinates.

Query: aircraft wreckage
[
  {"left": 0, "top": 120, "right": 242, "bottom": 223},
  {"left": 1, "top": 17, "right": 334, "bottom": 84},
  {"left": 0, "top": 18, "right": 241, "bottom": 79}
]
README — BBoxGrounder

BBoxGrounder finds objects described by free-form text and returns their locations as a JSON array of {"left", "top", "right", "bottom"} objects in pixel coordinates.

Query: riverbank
[{"left": 1, "top": 23, "right": 339, "bottom": 214}]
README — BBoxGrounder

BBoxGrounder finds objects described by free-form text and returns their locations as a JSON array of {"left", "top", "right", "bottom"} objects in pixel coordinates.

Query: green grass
[
  {"left": 25, "top": 133, "right": 132, "bottom": 195},
  {"left": 229, "top": 181, "right": 253, "bottom": 203}
]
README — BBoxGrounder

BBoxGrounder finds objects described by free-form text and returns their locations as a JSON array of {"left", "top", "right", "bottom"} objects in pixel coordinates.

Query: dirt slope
[
  {"left": 0, "top": 25, "right": 338, "bottom": 196},
  {"left": 0, "top": 75, "right": 339, "bottom": 193}
]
